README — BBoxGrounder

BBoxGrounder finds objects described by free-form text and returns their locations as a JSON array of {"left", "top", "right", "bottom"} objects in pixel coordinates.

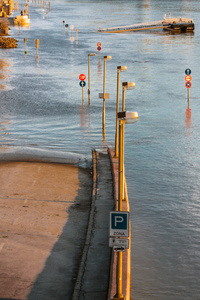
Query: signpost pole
[
  {"left": 185, "top": 69, "right": 192, "bottom": 107},
  {"left": 97, "top": 42, "right": 101, "bottom": 60},
  {"left": 115, "top": 69, "right": 120, "bottom": 158},
  {"left": 88, "top": 55, "right": 91, "bottom": 105},
  {"left": 119, "top": 120, "right": 123, "bottom": 212},
  {"left": 24, "top": 38, "right": 27, "bottom": 54},
  {"left": 35, "top": 39, "right": 39, "bottom": 58},
  {"left": 87, "top": 53, "right": 96, "bottom": 105},
  {"left": 79, "top": 74, "right": 86, "bottom": 105},
  {"left": 102, "top": 57, "right": 106, "bottom": 139},
  {"left": 82, "top": 82, "right": 84, "bottom": 105}
]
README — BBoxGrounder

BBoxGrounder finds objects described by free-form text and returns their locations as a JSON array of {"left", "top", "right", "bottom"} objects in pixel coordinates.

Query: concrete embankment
[{"left": 0, "top": 149, "right": 131, "bottom": 299}]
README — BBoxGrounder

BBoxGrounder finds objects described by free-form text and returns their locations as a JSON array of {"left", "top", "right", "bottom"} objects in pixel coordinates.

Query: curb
[{"left": 72, "top": 149, "right": 98, "bottom": 300}]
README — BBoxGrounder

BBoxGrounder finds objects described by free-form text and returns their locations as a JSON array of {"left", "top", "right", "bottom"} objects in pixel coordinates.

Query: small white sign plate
[
  {"left": 109, "top": 237, "right": 129, "bottom": 249},
  {"left": 98, "top": 93, "right": 110, "bottom": 99},
  {"left": 113, "top": 246, "right": 125, "bottom": 252}
]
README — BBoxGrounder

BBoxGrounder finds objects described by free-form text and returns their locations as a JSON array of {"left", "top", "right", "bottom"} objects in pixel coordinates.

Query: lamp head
[
  {"left": 118, "top": 111, "right": 139, "bottom": 124},
  {"left": 104, "top": 55, "right": 112, "bottom": 61},
  {"left": 122, "top": 82, "right": 135, "bottom": 90},
  {"left": 117, "top": 66, "right": 127, "bottom": 72},
  {"left": 88, "top": 53, "right": 96, "bottom": 56}
]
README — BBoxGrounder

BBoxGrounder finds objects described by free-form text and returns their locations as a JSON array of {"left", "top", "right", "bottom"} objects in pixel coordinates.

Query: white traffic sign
[
  {"left": 109, "top": 237, "right": 129, "bottom": 249},
  {"left": 99, "top": 93, "right": 110, "bottom": 99},
  {"left": 109, "top": 211, "right": 129, "bottom": 237},
  {"left": 113, "top": 246, "right": 125, "bottom": 252}
]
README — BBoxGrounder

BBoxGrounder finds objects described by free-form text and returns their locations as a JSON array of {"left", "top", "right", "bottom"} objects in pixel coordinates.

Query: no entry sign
[{"left": 79, "top": 74, "right": 86, "bottom": 81}]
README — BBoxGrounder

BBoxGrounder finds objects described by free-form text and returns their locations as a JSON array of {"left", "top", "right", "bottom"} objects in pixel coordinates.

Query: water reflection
[
  {"left": 141, "top": 0, "right": 150, "bottom": 9},
  {"left": 185, "top": 106, "right": 192, "bottom": 130},
  {"left": 0, "top": 120, "right": 12, "bottom": 151},
  {"left": 0, "top": 59, "right": 12, "bottom": 90},
  {"left": 80, "top": 105, "right": 85, "bottom": 128},
  {"left": 97, "top": 58, "right": 102, "bottom": 82},
  {"left": 79, "top": 105, "right": 92, "bottom": 131}
]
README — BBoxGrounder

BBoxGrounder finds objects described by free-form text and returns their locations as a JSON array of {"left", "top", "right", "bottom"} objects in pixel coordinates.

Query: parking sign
[{"left": 109, "top": 211, "right": 129, "bottom": 237}]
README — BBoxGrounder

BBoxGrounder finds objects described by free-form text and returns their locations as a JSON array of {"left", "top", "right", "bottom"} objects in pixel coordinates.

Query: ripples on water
[{"left": 1, "top": 0, "right": 200, "bottom": 299}]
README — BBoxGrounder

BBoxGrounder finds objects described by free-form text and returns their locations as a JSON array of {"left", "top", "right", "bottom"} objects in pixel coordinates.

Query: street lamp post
[
  {"left": 120, "top": 82, "right": 136, "bottom": 201},
  {"left": 114, "top": 66, "right": 127, "bottom": 158},
  {"left": 122, "top": 82, "right": 136, "bottom": 111},
  {"left": 102, "top": 55, "right": 112, "bottom": 138},
  {"left": 118, "top": 111, "right": 138, "bottom": 210},
  {"left": 114, "top": 111, "right": 139, "bottom": 300},
  {"left": 88, "top": 53, "right": 96, "bottom": 105}
]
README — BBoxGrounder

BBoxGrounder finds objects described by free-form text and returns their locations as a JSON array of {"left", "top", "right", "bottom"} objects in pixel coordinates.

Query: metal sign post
[
  {"left": 24, "top": 38, "right": 27, "bottom": 54},
  {"left": 110, "top": 211, "right": 129, "bottom": 299},
  {"left": 185, "top": 69, "right": 192, "bottom": 107},
  {"left": 79, "top": 74, "right": 86, "bottom": 105},
  {"left": 35, "top": 39, "right": 39, "bottom": 57},
  {"left": 97, "top": 42, "right": 101, "bottom": 59}
]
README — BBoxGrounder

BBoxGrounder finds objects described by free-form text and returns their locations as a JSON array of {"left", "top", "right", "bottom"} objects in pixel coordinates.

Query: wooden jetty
[{"left": 99, "top": 14, "right": 194, "bottom": 33}]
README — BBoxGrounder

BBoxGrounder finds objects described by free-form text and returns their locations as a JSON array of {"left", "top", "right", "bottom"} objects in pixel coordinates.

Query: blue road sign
[
  {"left": 185, "top": 68, "right": 191, "bottom": 75},
  {"left": 79, "top": 80, "right": 86, "bottom": 87},
  {"left": 110, "top": 211, "right": 129, "bottom": 237}
]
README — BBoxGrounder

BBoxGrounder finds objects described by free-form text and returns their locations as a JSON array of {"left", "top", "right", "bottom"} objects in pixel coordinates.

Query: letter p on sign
[{"left": 115, "top": 216, "right": 124, "bottom": 227}]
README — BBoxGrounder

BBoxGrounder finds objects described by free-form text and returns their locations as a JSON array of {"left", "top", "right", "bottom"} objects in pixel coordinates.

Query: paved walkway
[
  {"left": 0, "top": 151, "right": 115, "bottom": 300},
  {"left": 0, "top": 161, "right": 92, "bottom": 300}
]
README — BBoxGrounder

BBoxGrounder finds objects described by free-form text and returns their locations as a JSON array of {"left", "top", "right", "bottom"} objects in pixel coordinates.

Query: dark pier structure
[{"left": 99, "top": 14, "right": 195, "bottom": 34}]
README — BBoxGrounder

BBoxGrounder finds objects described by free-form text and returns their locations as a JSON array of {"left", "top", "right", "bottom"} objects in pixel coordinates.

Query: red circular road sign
[
  {"left": 97, "top": 46, "right": 101, "bottom": 51},
  {"left": 79, "top": 74, "right": 86, "bottom": 81},
  {"left": 97, "top": 42, "right": 101, "bottom": 46},
  {"left": 185, "top": 75, "right": 192, "bottom": 81},
  {"left": 185, "top": 81, "right": 192, "bottom": 88}
]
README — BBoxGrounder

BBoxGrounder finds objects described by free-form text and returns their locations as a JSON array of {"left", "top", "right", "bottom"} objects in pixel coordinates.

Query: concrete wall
[{"left": 108, "top": 148, "right": 131, "bottom": 300}]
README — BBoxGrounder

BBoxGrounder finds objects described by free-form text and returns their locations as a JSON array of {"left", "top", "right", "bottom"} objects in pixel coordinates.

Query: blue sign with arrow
[{"left": 79, "top": 80, "right": 86, "bottom": 87}]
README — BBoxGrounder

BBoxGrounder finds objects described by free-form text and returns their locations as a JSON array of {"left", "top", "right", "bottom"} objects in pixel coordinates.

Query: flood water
[{"left": 1, "top": 0, "right": 200, "bottom": 299}]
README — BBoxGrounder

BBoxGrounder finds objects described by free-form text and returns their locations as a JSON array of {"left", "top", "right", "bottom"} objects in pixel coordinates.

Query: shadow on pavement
[{"left": 27, "top": 167, "right": 92, "bottom": 300}]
